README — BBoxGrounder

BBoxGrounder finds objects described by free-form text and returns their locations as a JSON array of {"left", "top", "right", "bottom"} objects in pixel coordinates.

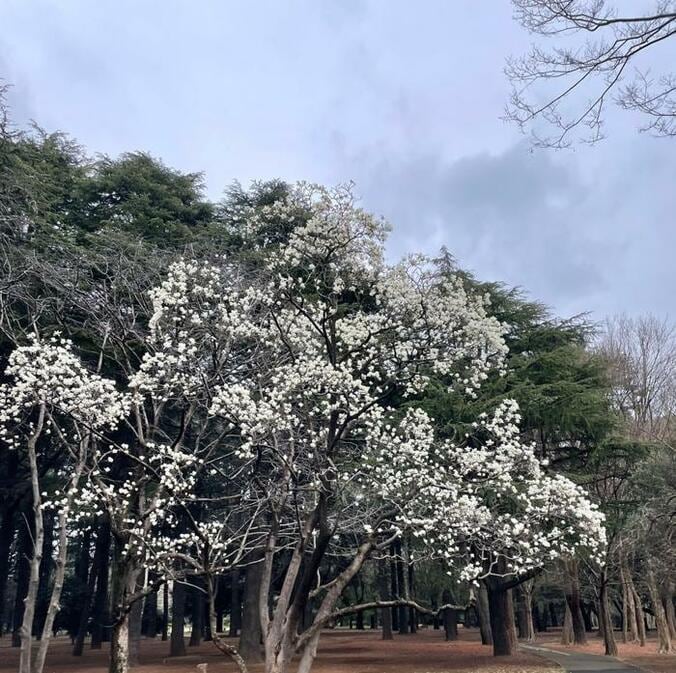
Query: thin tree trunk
[
  {"left": 0, "top": 508, "right": 15, "bottom": 638},
  {"left": 12, "top": 517, "right": 32, "bottom": 648},
  {"left": 161, "top": 583, "right": 169, "bottom": 642},
  {"left": 19, "top": 404, "right": 46, "bottom": 673},
  {"left": 516, "top": 581, "right": 535, "bottom": 641},
  {"left": 109, "top": 559, "right": 140, "bottom": 673},
  {"left": 395, "top": 541, "right": 408, "bottom": 634},
  {"left": 389, "top": 549, "right": 399, "bottom": 632},
  {"left": 661, "top": 581, "right": 676, "bottom": 641},
  {"left": 189, "top": 582, "right": 203, "bottom": 646},
  {"left": 442, "top": 589, "right": 458, "bottom": 641},
  {"left": 127, "top": 589, "right": 143, "bottom": 667},
  {"left": 73, "top": 539, "right": 98, "bottom": 655},
  {"left": 91, "top": 517, "right": 112, "bottom": 649},
  {"left": 646, "top": 562, "right": 673, "bottom": 653},
  {"left": 0, "top": 455, "right": 19, "bottom": 638},
  {"left": 33, "top": 511, "right": 54, "bottom": 639},
  {"left": 407, "top": 554, "right": 416, "bottom": 634},
  {"left": 141, "top": 573, "right": 158, "bottom": 639},
  {"left": 377, "top": 557, "right": 393, "bottom": 640},
  {"left": 206, "top": 574, "right": 248, "bottom": 673},
  {"left": 35, "top": 456, "right": 85, "bottom": 673},
  {"left": 599, "top": 568, "right": 618, "bottom": 656},
  {"left": 620, "top": 556, "right": 639, "bottom": 643},
  {"left": 632, "top": 584, "right": 646, "bottom": 646},
  {"left": 229, "top": 568, "right": 242, "bottom": 637},
  {"left": 561, "top": 603, "right": 572, "bottom": 645},
  {"left": 564, "top": 558, "right": 588, "bottom": 645},
  {"left": 239, "top": 559, "right": 263, "bottom": 663},
  {"left": 477, "top": 582, "right": 493, "bottom": 645},
  {"left": 169, "top": 580, "right": 186, "bottom": 657}
]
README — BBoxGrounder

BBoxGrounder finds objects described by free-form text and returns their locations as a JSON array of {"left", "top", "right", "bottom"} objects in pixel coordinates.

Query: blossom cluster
[
  {"left": 0, "top": 334, "right": 128, "bottom": 444},
  {"left": 383, "top": 399, "right": 607, "bottom": 581}
]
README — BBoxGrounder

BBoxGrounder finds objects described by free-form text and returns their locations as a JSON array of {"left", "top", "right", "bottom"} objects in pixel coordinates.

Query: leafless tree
[
  {"left": 506, "top": 1, "right": 676, "bottom": 146},
  {"left": 598, "top": 314, "right": 676, "bottom": 443}
]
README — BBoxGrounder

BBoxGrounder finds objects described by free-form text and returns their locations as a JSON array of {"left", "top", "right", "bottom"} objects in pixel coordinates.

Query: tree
[
  {"left": 0, "top": 336, "right": 128, "bottom": 673},
  {"left": 72, "top": 152, "right": 213, "bottom": 247},
  {"left": 506, "top": 1, "right": 676, "bottom": 146},
  {"left": 599, "top": 314, "right": 676, "bottom": 443},
  {"left": 162, "top": 183, "right": 605, "bottom": 670}
]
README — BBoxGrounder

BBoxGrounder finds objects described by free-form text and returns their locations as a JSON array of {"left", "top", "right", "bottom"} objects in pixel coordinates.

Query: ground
[
  {"left": 1, "top": 628, "right": 673, "bottom": 673},
  {"left": 534, "top": 632, "right": 676, "bottom": 673},
  {"left": 1, "top": 628, "right": 557, "bottom": 673}
]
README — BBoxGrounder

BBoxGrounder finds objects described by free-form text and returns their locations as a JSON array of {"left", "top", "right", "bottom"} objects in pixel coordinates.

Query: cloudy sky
[{"left": 2, "top": 1, "right": 675, "bottom": 321}]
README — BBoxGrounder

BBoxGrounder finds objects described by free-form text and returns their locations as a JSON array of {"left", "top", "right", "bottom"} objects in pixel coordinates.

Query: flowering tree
[
  {"left": 179, "top": 183, "right": 506, "bottom": 673},
  {"left": 0, "top": 336, "right": 127, "bottom": 673},
  {"left": 415, "top": 399, "right": 606, "bottom": 654},
  {"left": 0, "top": 182, "right": 608, "bottom": 673}
]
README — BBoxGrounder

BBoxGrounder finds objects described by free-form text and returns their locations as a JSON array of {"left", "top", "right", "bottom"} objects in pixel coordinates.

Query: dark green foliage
[
  {"left": 72, "top": 152, "right": 212, "bottom": 247},
  {"left": 418, "top": 256, "right": 615, "bottom": 469}
]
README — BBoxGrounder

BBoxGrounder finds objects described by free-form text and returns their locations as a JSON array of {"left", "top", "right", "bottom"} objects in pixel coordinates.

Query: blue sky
[{"left": 2, "top": 1, "right": 675, "bottom": 321}]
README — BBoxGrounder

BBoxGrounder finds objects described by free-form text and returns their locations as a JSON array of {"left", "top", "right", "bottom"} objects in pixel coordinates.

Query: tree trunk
[
  {"left": 109, "top": 615, "right": 130, "bottom": 673},
  {"left": 395, "top": 541, "right": 409, "bottom": 634},
  {"left": 229, "top": 568, "right": 242, "bottom": 637},
  {"left": 35, "top": 457, "right": 85, "bottom": 673},
  {"left": 646, "top": 563, "right": 673, "bottom": 653},
  {"left": 581, "top": 602, "right": 593, "bottom": 632},
  {"left": 127, "top": 589, "right": 143, "bottom": 667},
  {"left": 205, "top": 574, "right": 248, "bottom": 673},
  {"left": 632, "top": 584, "right": 646, "bottom": 646},
  {"left": 407, "top": 556, "right": 416, "bottom": 634},
  {"left": 0, "top": 508, "right": 15, "bottom": 638},
  {"left": 239, "top": 559, "right": 263, "bottom": 663},
  {"left": 389, "top": 550, "right": 399, "bottom": 632},
  {"left": 12, "top": 518, "right": 32, "bottom": 648},
  {"left": 561, "top": 603, "right": 573, "bottom": 645},
  {"left": 142, "top": 579, "right": 158, "bottom": 638},
  {"left": 442, "top": 589, "right": 458, "bottom": 641},
  {"left": 33, "top": 511, "right": 54, "bottom": 638},
  {"left": 161, "top": 583, "right": 169, "bottom": 641},
  {"left": 533, "top": 602, "right": 544, "bottom": 632},
  {"left": 91, "top": 518, "right": 112, "bottom": 649},
  {"left": 661, "top": 581, "right": 676, "bottom": 641},
  {"left": 516, "top": 581, "right": 535, "bottom": 642},
  {"left": 548, "top": 602, "right": 558, "bottom": 628},
  {"left": 486, "top": 582, "right": 515, "bottom": 656},
  {"left": 477, "top": 582, "right": 493, "bottom": 645},
  {"left": 0, "top": 455, "right": 18, "bottom": 638},
  {"left": 169, "top": 580, "right": 186, "bottom": 657},
  {"left": 377, "top": 557, "right": 393, "bottom": 640},
  {"left": 109, "top": 555, "right": 141, "bottom": 673},
  {"left": 73, "top": 532, "right": 97, "bottom": 656},
  {"left": 189, "top": 582, "right": 203, "bottom": 646},
  {"left": 564, "top": 558, "right": 588, "bottom": 645},
  {"left": 19, "top": 407, "right": 46, "bottom": 673},
  {"left": 620, "top": 556, "right": 639, "bottom": 643},
  {"left": 599, "top": 568, "right": 618, "bottom": 656}
]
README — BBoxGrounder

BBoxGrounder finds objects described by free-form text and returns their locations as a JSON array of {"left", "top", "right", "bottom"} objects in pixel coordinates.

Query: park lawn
[{"left": 0, "top": 628, "right": 559, "bottom": 673}]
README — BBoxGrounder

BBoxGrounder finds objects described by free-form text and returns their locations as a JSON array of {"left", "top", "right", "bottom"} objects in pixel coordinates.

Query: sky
[{"left": 2, "top": 0, "right": 675, "bottom": 321}]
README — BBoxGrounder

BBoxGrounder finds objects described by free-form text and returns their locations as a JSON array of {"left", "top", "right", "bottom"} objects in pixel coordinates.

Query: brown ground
[
  {"left": 535, "top": 631, "right": 676, "bottom": 673},
  {"left": 0, "top": 628, "right": 559, "bottom": 673}
]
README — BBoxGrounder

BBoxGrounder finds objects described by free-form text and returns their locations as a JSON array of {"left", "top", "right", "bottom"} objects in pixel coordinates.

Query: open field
[{"left": 0, "top": 628, "right": 560, "bottom": 673}]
